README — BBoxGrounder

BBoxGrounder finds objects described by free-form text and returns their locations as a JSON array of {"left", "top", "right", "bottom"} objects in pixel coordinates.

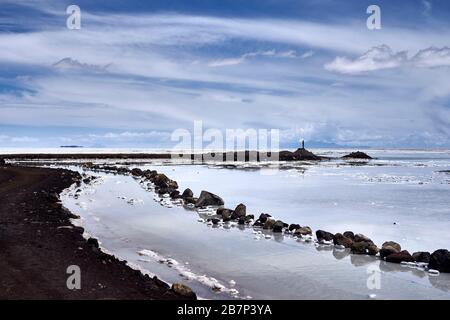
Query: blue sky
[{"left": 0, "top": 0, "right": 450, "bottom": 148}]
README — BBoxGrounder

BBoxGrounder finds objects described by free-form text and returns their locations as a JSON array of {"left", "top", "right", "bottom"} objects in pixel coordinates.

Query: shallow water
[{"left": 59, "top": 150, "right": 450, "bottom": 299}]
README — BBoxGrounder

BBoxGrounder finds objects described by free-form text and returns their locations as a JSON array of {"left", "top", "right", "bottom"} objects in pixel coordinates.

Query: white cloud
[
  {"left": 53, "top": 57, "right": 111, "bottom": 72},
  {"left": 208, "top": 50, "right": 298, "bottom": 67},
  {"left": 324, "top": 45, "right": 408, "bottom": 74},
  {"left": 300, "top": 50, "right": 314, "bottom": 59},
  {"left": 325, "top": 45, "right": 450, "bottom": 74},
  {"left": 412, "top": 47, "right": 450, "bottom": 67},
  {"left": 0, "top": 135, "right": 39, "bottom": 144}
]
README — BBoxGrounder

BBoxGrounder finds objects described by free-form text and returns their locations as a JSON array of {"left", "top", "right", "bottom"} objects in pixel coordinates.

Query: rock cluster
[{"left": 342, "top": 151, "right": 373, "bottom": 159}]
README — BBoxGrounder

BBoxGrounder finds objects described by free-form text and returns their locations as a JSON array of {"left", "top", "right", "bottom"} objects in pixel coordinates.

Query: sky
[{"left": 0, "top": 0, "right": 450, "bottom": 148}]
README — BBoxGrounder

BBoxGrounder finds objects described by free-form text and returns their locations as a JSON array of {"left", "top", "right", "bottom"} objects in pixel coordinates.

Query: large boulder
[
  {"left": 131, "top": 168, "right": 143, "bottom": 176},
  {"left": 316, "top": 230, "right": 334, "bottom": 242},
  {"left": 153, "top": 173, "right": 178, "bottom": 189},
  {"left": 382, "top": 241, "right": 401, "bottom": 252},
  {"left": 333, "top": 233, "right": 353, "bottom": 248},
  {"left": 429, "top": 249, "right": 450, "bottom": 272},
  {"left": 221, "top": 210, "right": 232, "bottom": 222},
  {"left": 195, "top": 191, "right": 224, "bottom": 207},
  {"left": 367, "top": 244, "right": 379, "bottom": 256},
  {"left": 234, "top": 203, "right": 246, "bottom": 218},
  {"left": 354, "top": 233, "right": 373, "bottom": 243},
  {"left": 343, "top": 231, "right": 355, "bottom": 240},
  {"left": 412, "top": 251, "right": 431, "bottom": 264},
  {"left": 217, "top": 207, "right": 232, "bottom": 218},
  {"left": 385, "top": 250, "right": 414, "bottom": 264},
  {"left": 294, "top": 226, "right": 312, "bottom": 236},
  {"left": 181, "top": 188, "right": 193, "bottom": 198},
  {"left": 380, "top": 241, "right": 402, "bottom": 258},
  {"left": 253, "top": 213, "right": 272, "bottom": 226},
  {"left": 288, "top": 224, "right": 301, "bottom": 232},
  {"left": 258, "top": 213, "right": 271, "bottom": 223},
  {"left": 351, "top": 241, "right": 369, "bottom": 255},
  {"left": 143, "top": 170, "right": 157, "bottom": 179},
  {"left": 171, "top": 283, "right": 197, "bottom": 300},
  {"left": 272, "top": 220, "right": 285, "bottom": 233},
  {"left": 263, "top": 218, "right": 276, "bottom": 230}
]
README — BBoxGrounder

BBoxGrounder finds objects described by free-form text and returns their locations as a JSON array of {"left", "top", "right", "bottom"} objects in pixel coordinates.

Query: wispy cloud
[
  {"left": 325, "top": 45, "right": 450, "bottom": 74},
  {"left": 208, "top": 50, "right": 299, "bottom": 67}
]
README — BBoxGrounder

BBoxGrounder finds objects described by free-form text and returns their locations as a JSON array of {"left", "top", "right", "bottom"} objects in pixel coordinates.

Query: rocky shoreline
[
  {"left": 0, "top": 162, "right": 196, "bottom": 299},
  {"left": 76, "top": 160, "right": 450, "bottom": 276}
]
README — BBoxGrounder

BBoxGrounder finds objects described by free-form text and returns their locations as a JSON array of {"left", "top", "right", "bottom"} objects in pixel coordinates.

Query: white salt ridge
[
  {"left": 138, "top": 249, "right": 240, "bottom": 298},
  {"left": 429, "top": 269, "right": 440, "bottom": 276}
]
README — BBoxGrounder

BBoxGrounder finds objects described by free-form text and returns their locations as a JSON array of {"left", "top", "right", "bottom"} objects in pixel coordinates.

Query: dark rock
[
  {"left": 316, "top": 230, "right": 334, "bottom": 242},
  {"left": 238, "top": 217, "right": 245, "bottom": 225},
  {"left": 385, "top": 250, "right": 414, "bottom": 263},
  {"left": 263, "top": 219, "right": 275, "bottom": 230},
  {"left": 234, "top": 203, "right": 246, "bottom": 218},
  {"left": 294, "top": 226, "right": 312, "bottom": 236},
  {"left": 380, "top": 241, "right": 401, "bottom": 258},
  {"left": 152, "top": 276, "right": 170, "bottom": 289},
  {"left": 181, "top": 188, "right": 193, "bottom": 198},
  {"left": 258, "top": 213, "right": 271, "bottom": 223},
  {"left": 289, "top": 224, "right": 301, "bottom": 232},
  {"left": 272, "top": 220, "right": 285, "bottom": 233},
  {"left": 351, "top": 241, "right": 369, "bottom": 254},
  {"left": 217, "top": 207, "right": 231, "bottom": 216},
  {"left": 183, "top": 197, "right": 198, "bottom": 204},
  {"left": 429, "top": 249, "right": 450, "bottom": 272},
  {"left": 131, "top": 168, "right": 143, "bottom": 176},
  {"left": 217, "top": 208, "right": 233, "bottom": 222},
  {"left": 143, "top": 170, "right": 157, "bottom": 179},
  {"left": 354, "top": 233, "right": 372, "bottom": 243},
  {"left": 343, "top": 231, "right": 355, "bottom": 240},
  {"left": 382, "top": 241, "right": 401, "bottom": 252},
  {"left": 170, "top": 190, "right": 180, "bottom": 198},
  {"left": 412, "top": 251, "right": 431, "bottom": 263},
  {"left": 278, "top": 151, "right": 295, "bottom": 161},
  {"left": 245, "top": 214, "right": 254, "bottom": 221},
  {"left": 292, "top": 148, "right": 321, "bottom": 161},
  {"left": 171, "top": 283, "right": 197, "bottom": 300},
  {"left": 195, "top": 191, "right": 224, "bottom": 207},
  {"left": 367, "top": 244, "right": 379, "bottom": 256},
  {"left": 0, "top": 158, "right": 6, "bottom": 166},
  {"left": 211, "top": 218, "right": 220, "bottom": 225},
  {"left": 342, "top": 151, "right": 372, "bottom": 159},
  {"left": 73, "top": 226, "right": 85, "bottom": 234},
  {"left": 152, "top": 173, "right": 178, "bottom": 189},
  {"left": 87, "top": 237, "right": 99, "bottom": 249},
  {"left": 333, "top": 233, "right": 353, "bottom": 248}
]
